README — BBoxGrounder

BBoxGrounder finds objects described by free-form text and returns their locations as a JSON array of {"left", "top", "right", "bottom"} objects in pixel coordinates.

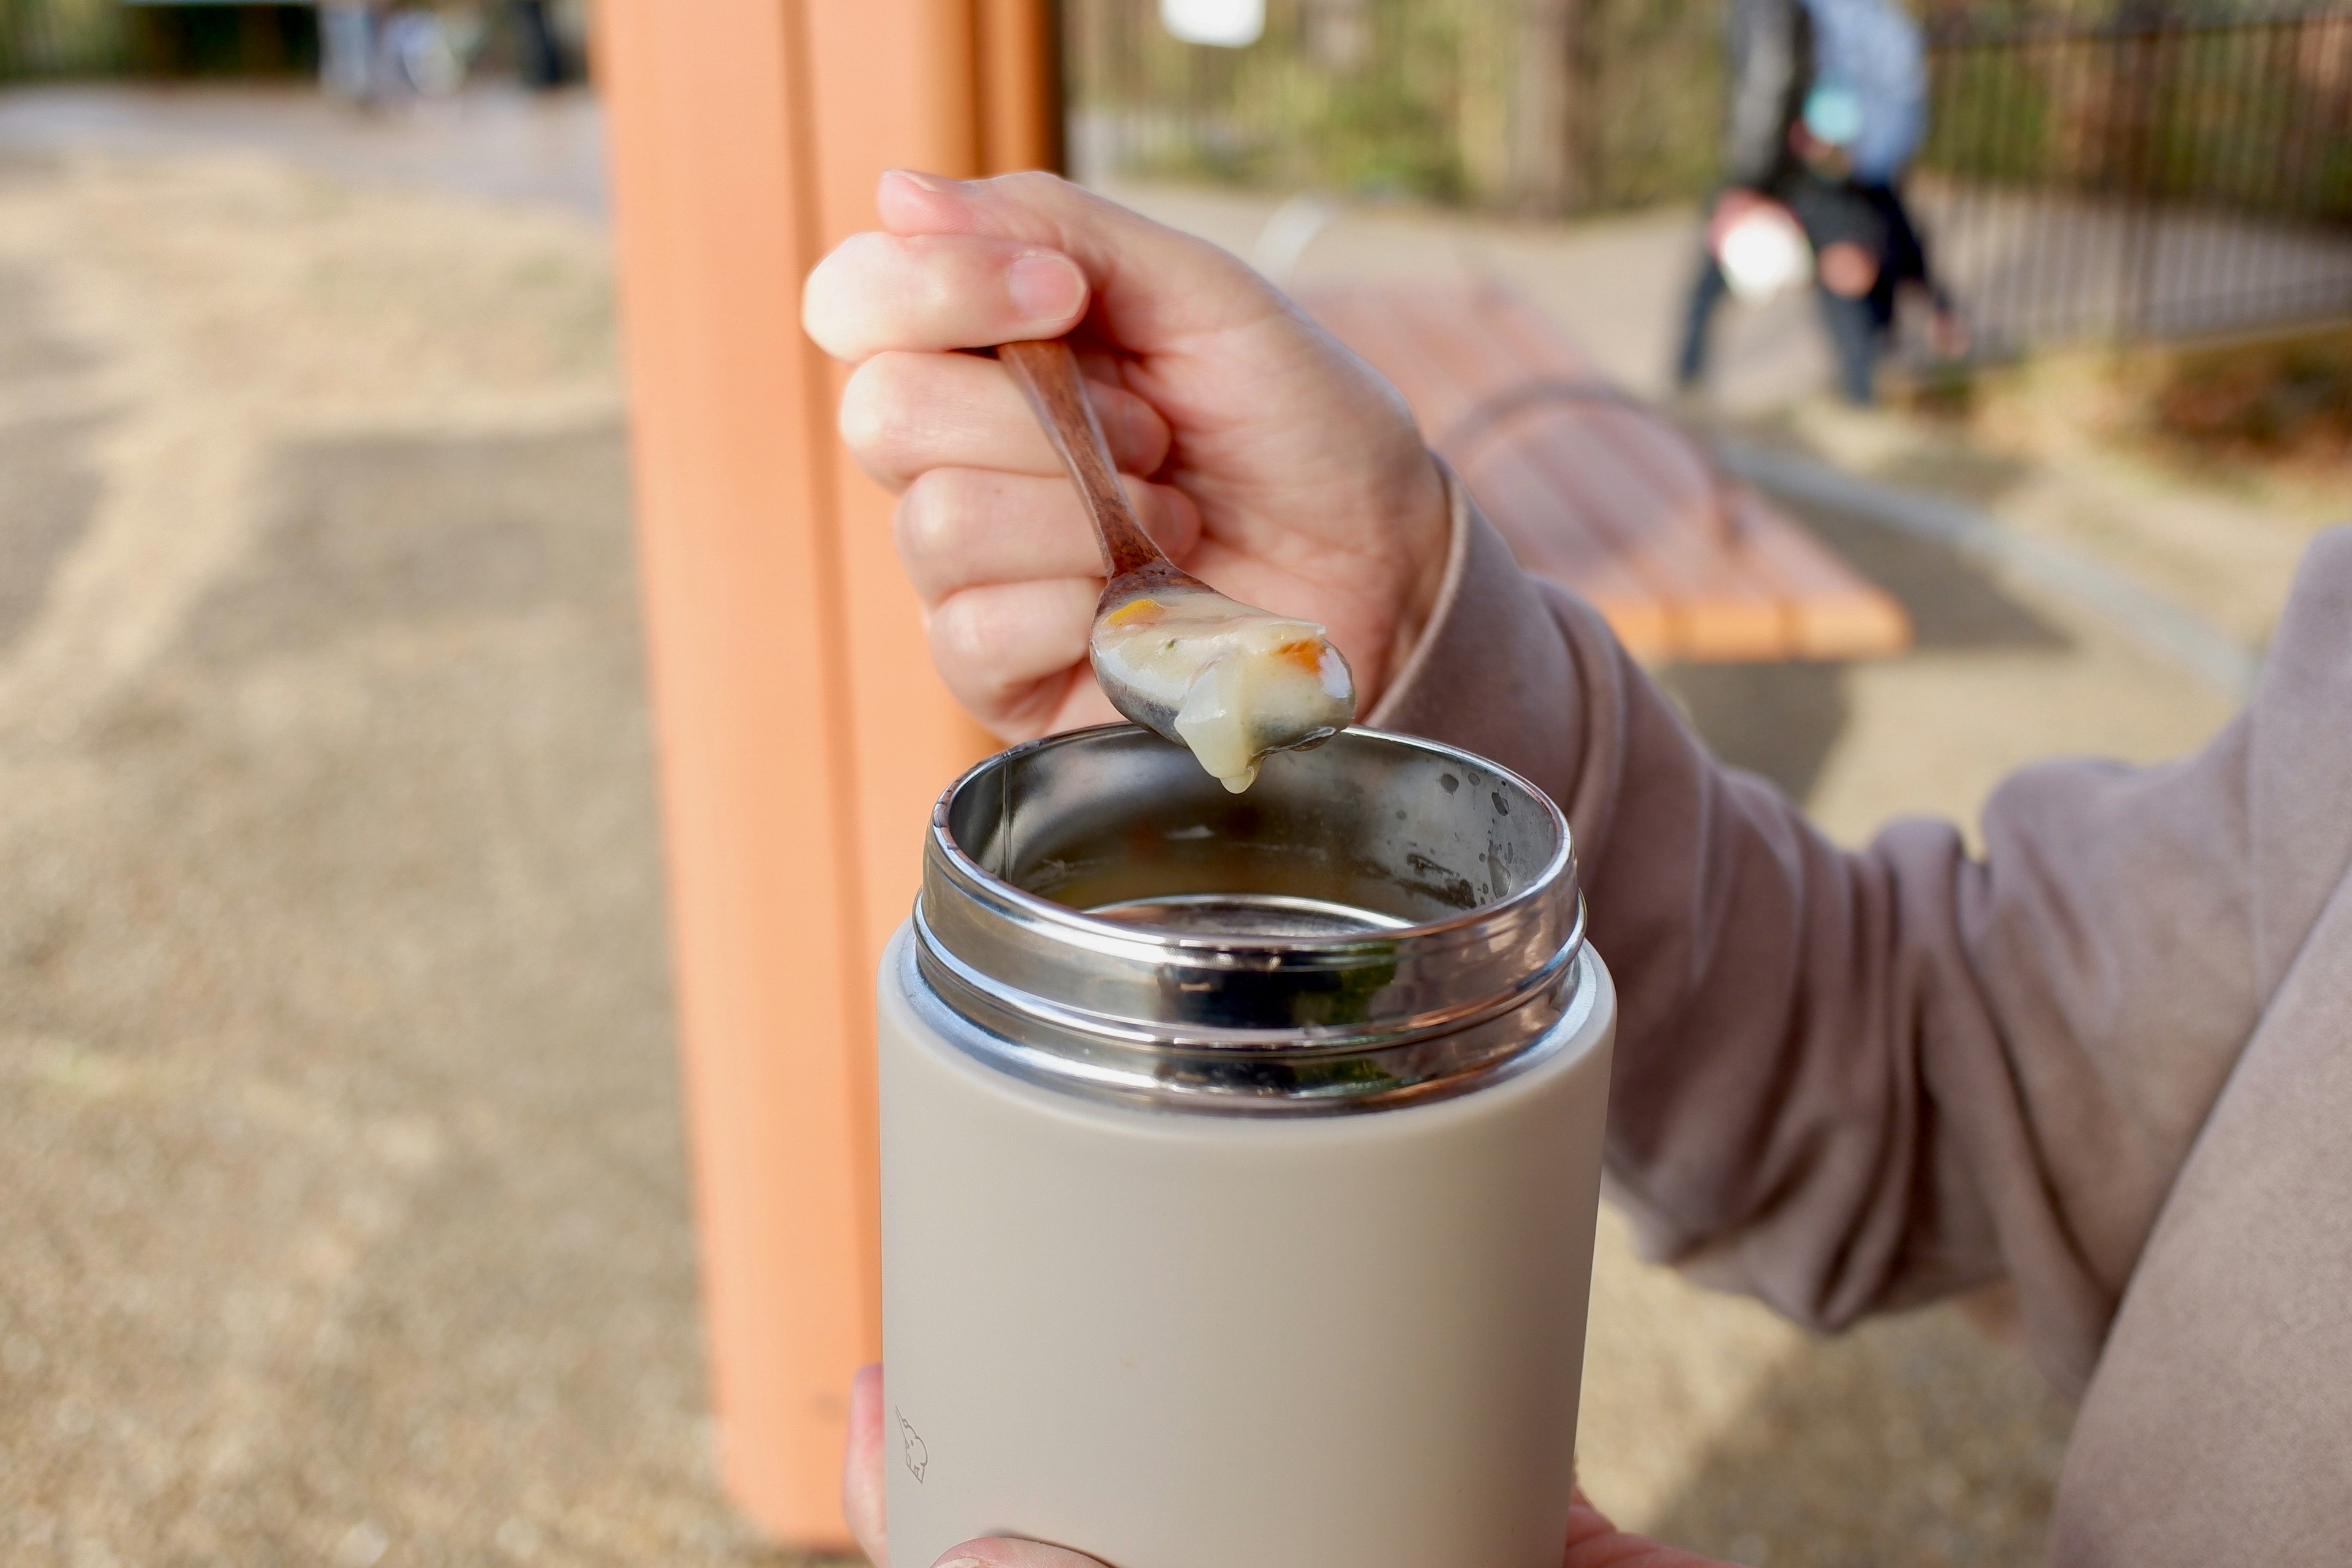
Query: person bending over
[
  {"left": 1676, "top": 0, "right": 1962, "bottom": 404},
  {"left": 802, "top": 170, "right": 2352, "bottom": 1568}
]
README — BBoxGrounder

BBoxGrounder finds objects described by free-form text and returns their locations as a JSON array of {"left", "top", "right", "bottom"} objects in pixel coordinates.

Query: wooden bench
[{"left": 1300, "top": 281, "right": 1911, "bottom": 663}]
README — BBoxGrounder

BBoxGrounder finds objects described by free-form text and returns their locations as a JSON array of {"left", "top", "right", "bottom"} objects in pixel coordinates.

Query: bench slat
[
  {"left": 1301, "top": 281, "right": 1910, "bottom": 665},
  {"left": 1387, "top": 290, "right": 1792, "bottom": 659},
  {"left": 1458, "top": 440, "right": 1680, "bottom": 657},
  {"left": 1473, "top": 412, "right": 1793, "bottom": 660},
  {"left": 1725, "top": 491, "right": 1915, "bottom": 658},
  {"left": 1468, "top": 285, "right": 1906, "bottom": 658},
  {"left": 1307, "top": 290, "right": 1676, "bottom": 654}
]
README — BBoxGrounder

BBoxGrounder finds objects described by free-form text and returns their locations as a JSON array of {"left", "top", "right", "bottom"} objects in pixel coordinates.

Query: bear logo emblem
[{"left": 897, "top": 1409, "right": 929, "bottom": 1483}]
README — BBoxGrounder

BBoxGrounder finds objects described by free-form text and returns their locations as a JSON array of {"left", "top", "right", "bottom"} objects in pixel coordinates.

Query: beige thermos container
[{"left": 880, "top": 726, "right": 1615, "bottom": 1568}]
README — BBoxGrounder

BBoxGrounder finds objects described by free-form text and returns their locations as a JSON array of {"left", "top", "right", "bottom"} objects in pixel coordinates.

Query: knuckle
[
  {"left": 928, "top": 597, "right": 1000, "bottom": 680},
  {"left": 837, "top": 353, "right": 922, "bottom": 461},
  {"left": 989, "top": 169, "right": 1074, "bottom": 205},
  {"left": 1136, "top": 481, "right": 1199, "bottom": 555},
  {"left": 1106, "top": 391, "right": 1169, "bottom": 470},
  {"left": 800, "top": 232, "right": 890, "bottom": 354},
  {"left": 894, "top": 470, "right": 971, "bottom": 562}
]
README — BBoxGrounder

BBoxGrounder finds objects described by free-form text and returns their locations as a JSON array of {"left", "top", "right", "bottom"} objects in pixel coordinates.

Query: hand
[
  {"left": 843, "top": 1363, "right": 1099, "bottom": 1568},
  {"left": 1703, "top": 187, "right": 1775, "bottom": 252},
  {"left": 802, "top": 171, "right": 1450, "bottom": 741},
  {"left": 1926, "top": 301, "right": 1970, "bottom": 360},
  {"left": 841, "top": 1365, "right": 1736, "bottom": 1568},
  {"left": 1816, "top": 240, "right": 1879, "bottom": 298}
]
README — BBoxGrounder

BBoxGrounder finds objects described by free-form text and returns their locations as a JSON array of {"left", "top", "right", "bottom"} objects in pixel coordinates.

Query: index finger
[
  {"left": 804, "top": 231, "right": 1090, "bottom": 362},
  {"left": 872, "top": 169, "right": 1284, "bottom": 354}
]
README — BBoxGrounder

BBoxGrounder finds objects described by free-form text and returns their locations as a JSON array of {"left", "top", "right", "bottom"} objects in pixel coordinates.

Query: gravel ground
[
  {"left": 0, "top": 108, "right": 2278, "bottom": 1568},
  {"left": 0, "top": 141, "right": 769, "bottom": 1567}
]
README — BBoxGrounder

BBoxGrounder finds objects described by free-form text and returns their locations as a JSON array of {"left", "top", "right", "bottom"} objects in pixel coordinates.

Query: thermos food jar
[{"left": 879, "top": 725, "right": 1615, "bottom": 1568}]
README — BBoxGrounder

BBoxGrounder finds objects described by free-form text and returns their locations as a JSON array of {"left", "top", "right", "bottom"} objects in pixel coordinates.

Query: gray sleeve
[{"left": 1373, "top": 483, "right": 2341, "bottom": 1396}]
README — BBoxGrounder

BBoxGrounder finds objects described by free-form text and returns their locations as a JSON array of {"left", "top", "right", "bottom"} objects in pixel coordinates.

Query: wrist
[{"left": 1372, "top": 449, "right": 1460, "bottom": 711}]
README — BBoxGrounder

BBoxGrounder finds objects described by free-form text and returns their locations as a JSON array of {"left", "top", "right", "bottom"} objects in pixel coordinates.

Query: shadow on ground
[
  {"left": 1648, "top": 1300, "right": 2071, "bottom": 1568},
  {"left": 1658, "top": 494, "right": 2067, "bottom": 803},
  {"left": 1624, "top": 492, "right": 2080, "bottom": 1568},
  {"left": 0, "top": 415, "right": 801, "bottom": 1565},
  {"left": 0, "top": 257, "right": 104, "bottom": 656}
]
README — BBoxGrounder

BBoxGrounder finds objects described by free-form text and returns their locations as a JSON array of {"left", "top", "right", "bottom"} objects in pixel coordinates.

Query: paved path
[
  {"left": 0, "top": 81, "right": 607, "bottom": 219},
  {"left": 1098, "top": 176, "right": 1842, "bottom": 411}
]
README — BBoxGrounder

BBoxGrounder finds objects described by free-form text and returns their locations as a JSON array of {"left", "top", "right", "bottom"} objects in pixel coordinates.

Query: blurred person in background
[
  {"left": 318, "top": 0, "right": 382, "bottom": 102},
  {"left": 803, "top": 168, "right": 2352, "bottom": 1568},
  {"left": 1675, "top": 0, "right": 1962, "bottom": 404},
  {"left": 513, "top": 0, "right": 569, "bottom": 89},
  {"left": 319, "top": 2, "right": 479, "bottom": 104}
]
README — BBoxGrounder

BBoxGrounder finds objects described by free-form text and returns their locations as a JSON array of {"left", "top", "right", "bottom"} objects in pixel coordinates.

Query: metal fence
[
  {"left": 1066, "top": 0, "right": 2352, "bottom": 351},
  {"left": 0, "top": 0, "right": 326, "bottom": 79},
  {"left": 1916, "top": 7, "right": 2352, "bottom": 349}
]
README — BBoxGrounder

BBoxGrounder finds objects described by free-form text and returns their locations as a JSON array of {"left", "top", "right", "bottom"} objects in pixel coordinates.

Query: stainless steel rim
[
  {"left": 911, "top": 725, "right": 1587, "bottom": 1114},
  {"left": 900, "top": 936, "right": 1600, "bottom": 1115}
]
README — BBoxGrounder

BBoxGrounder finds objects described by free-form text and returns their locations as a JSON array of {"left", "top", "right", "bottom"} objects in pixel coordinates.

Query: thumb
[
  {"left": 932, "top": 1539, "right": 1110, "bottom": 1568},
  {"left": 875, "top": 169, "right": 1289, "bottom": 353},
  {"left": 842, "top": 1363, "right": 889, "bottom": 1567}
]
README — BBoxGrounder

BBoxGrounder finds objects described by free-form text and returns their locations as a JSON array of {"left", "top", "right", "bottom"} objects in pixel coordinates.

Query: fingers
[
  {"left": 1817, "top": 240, "right": 1879, "bottom": 298},
  {"left": 841, "top": 350, "right": 1170, "bottom": 493},
  {"left": 1564, "top": 1488, "right": 1735, "bottom": 1567},
  {"left": 806, "top": 230, "right": 1090, "bottom": 361},
  {"left": 928, "top": 578, "right": 1098, "bottom": 734},
  {"left": 897, "top": 469, "right": 1200, "bottom": 605},
  {"left": 910, "top": 467, "right": 1197, "bottom": 737},
  {"left": 862, "top": 168, "right": 1286, "bottom": 353},
  {"left": 932, "top": 1538, "right": 1113, "bottom": 1568},
  {"left": 842, "top": 1365, "right": 889, "bottom": 1568}
]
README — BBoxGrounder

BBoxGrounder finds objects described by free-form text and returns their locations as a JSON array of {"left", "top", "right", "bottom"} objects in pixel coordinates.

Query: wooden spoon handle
[{"left": 998, "top": 338, "right": 1169, "bottom": 581}]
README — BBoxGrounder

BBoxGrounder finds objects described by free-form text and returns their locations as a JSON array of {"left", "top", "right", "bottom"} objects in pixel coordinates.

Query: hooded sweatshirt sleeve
[{"left": 1370, "top": 478, "right": 2334, "bottom": 1398}]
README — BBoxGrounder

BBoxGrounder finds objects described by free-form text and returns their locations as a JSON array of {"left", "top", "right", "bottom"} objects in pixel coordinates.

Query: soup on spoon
[
  {"left": 1091, "top": 581, "right": 1353, "bottom": 792},
  {"left": 998, "top": 339, "right": 1357, "bottom": 791}
]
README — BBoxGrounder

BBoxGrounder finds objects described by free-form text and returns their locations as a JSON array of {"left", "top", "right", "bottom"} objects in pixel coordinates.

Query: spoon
[{"left": 997, "top": 337, "right": 1357, "bottom": 792}]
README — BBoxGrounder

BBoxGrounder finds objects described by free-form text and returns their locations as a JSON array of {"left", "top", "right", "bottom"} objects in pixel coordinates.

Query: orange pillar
[{"left": 595, "top": 0, "right": 1059, "bottom": 1549}]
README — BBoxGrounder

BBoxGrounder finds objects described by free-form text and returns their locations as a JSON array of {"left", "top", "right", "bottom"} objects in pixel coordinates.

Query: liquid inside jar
[{"left": 1090, "top": 584, "right": 1357, "bottom": 792}]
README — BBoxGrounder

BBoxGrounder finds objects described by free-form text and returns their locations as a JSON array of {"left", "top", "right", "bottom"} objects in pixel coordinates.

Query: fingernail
[
  {"left": 886, "top": 168, "right": 962, "bottom": 194},
  {"left": 935, "top": 1559, "right": 989, "bottom": 1568},
  {"left": 1006, "top": 253, "right": 1084, "bottom": 325}
]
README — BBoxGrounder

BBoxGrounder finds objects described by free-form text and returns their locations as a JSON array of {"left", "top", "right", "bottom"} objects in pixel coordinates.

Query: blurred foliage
[
  {"left": 1071, "top": 0, "right": 2352, "bottom": 219},
  {"left": 1921, "top": 10, "right": 2352, "bottom": 217},
  {"left": 0, "top": 0, "right": 128, "bottom": 77},
  {"left": 2150, "top": 325, "right": 2352, "bottom": 470},
  {"left": 1583, "top": 0, "right": 1733, "bottom": 207},
  {"left": 0, "top": 1, "right": 563, "bottom": 81},
  {"left": 1066, "top": 0, "right": 1725, "bottom": 212},
  {"left": 0, "top": 0, "right": 329, "bottom": 79}
]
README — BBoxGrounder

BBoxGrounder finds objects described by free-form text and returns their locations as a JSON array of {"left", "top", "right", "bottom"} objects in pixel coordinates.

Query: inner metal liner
[{"left": 910, "top": 725, "right": 1588, "bottom": 1114}]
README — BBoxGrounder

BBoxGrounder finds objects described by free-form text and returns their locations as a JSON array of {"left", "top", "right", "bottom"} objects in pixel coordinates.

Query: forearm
[
  {"left": 1376, "top": 494, "right": 1972, "bottom": 1324},
  {"left": 1376, "top": 483, "right": 2271, "bottom": 1394}
]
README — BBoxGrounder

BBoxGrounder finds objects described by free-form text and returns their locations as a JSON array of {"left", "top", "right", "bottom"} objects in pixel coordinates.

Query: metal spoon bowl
[{"left": 997, "top": 337, "right": 1356, "bottom": 775}]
